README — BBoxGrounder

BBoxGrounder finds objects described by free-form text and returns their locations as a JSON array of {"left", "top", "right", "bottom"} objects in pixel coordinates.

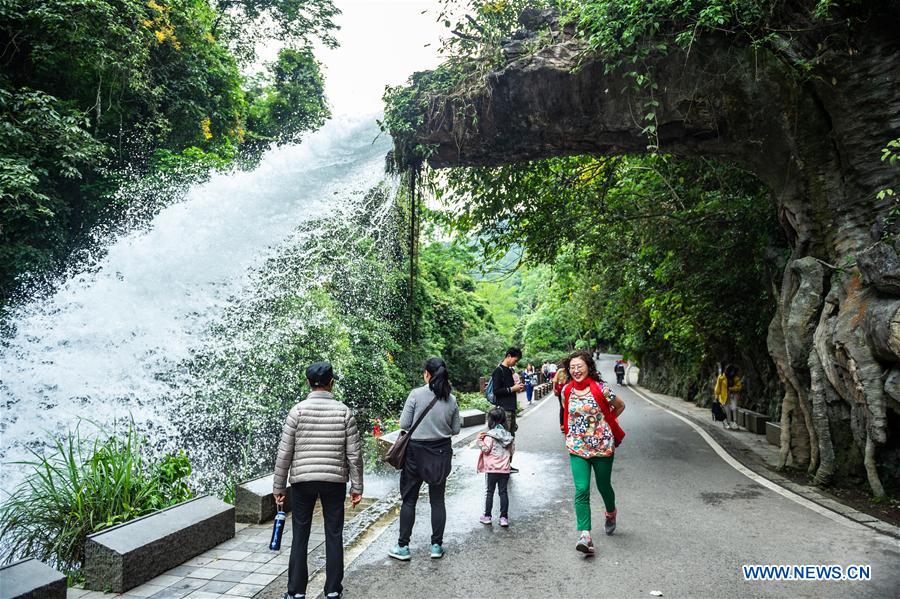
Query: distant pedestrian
[
  {"left": 548, "top": 361, "right": 558, "bottom": 380},
  {"left": 389, "top": 357, "right": 461, "bottom": 562},
  {"left": 273, "top": 361, "right": 363, "bottom": 599},
  {"left": 541, "top": 362, "right": 550, "bottom": 384},
  {"left": 553, "top": 363, "right": 569, "bottom": 432},
  {"left": 477, "top": 407, "right": 515, "bottom": 527},
  {"left": 524, "top": 363, "right": 536, "bottom": 404},
  {"left": 714, "top": 367, "right": 730, "bottom": 428},
  {"left": 614, "top": 360, "right": 626, "bottom": 385},
  {"left": 725, "top": 364, "right": 743, "bottom": 429},
  {"left": 561, "top": 350, "right": 625, "bottom": 555}
]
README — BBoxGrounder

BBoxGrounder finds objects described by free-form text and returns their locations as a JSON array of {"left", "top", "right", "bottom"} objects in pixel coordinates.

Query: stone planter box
[
  {"left": 766, "top": 421, "right": 782, "bottom": 446},
  {"left": 736, "top": 408, "right": 747, "bottom": 429},
  {"left": 235, "top": 473, "right": 293, "bottom": 524},
  {"left": 84, "top": 495, "right": 234, "bottom": 593},
  {"left": 460, "top": 409, "right": 486, "bottom": 428},
  {"left": 0, "top": 559, "right": 66, "bottom": 599},
  {"left": 745, "top": 411, "right": 770, "bottom": 434}
]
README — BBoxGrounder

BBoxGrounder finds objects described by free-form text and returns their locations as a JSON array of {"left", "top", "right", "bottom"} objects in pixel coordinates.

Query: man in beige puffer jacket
[{"left": 273, "top": 361, "right": 363, "bottom": 599}]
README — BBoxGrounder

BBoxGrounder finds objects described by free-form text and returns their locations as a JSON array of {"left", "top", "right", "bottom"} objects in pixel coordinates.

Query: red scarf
[{"left": 562, "top": 378, "right": 626, "bottom": 447}]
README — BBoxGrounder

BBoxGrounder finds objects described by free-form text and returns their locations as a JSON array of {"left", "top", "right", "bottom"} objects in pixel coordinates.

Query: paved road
[{"left": 333, "top": 356, "right": 900, "bottom": 598}]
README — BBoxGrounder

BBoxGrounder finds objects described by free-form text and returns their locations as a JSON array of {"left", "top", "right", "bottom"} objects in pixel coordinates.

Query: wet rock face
[{"left": 403, "top": 6, "right": 900, "bottom": 495}]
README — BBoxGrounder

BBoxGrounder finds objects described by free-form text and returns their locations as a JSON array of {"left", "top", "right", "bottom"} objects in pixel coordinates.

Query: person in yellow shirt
[
  {"left": 719, "top": 364, "right": 743, "bottom": 430},
  {"left": 713, "top": 368, "right": 731, "bottom": 428}
]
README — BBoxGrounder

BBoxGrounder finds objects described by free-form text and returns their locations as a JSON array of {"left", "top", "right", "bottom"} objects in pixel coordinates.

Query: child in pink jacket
[{"left": 477, "top": 407, "right": 515, "bottom": 527}]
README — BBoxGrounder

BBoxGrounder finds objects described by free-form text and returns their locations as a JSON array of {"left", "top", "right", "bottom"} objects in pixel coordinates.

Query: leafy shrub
[
  {"left": 456, "top": 391, "right": 493, "bottom": 414},
  {"left": 0, "top": 421, "right": 193, "bottom": 578}
]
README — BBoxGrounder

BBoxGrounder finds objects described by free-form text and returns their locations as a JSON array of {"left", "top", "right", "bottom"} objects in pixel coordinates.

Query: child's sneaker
[
  {"left": 604, "top": 509, "right": 617, "bottom": 535},
  {"left": 575, "top": 532, "right": 594, "bottom": 555},
  {"left": 499, "top": 516, "right": 509, "bottom": 527},
  {"left": 430, "top": 543, "right": 445, "bottom": 559},
  {"left": 389, "top": 544, "right": 411, "bottom": 561},
  {"left": 479, "top": 515, "right": 492, "bottom": 525}
]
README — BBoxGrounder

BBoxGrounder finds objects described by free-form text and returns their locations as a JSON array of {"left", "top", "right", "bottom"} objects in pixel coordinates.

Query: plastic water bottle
[{"left": 269, "top": 511, "right": 286, "bottom": 551}]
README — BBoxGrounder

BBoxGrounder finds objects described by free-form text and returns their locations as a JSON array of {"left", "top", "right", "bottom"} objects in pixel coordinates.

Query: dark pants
[
  {"left": 485, "top": 473, "right": 510, "bottom": 517},
  {"left": 288, "top": 481, "right": 345, "bottom": 597},
  {"left": 398, "top": 439, "right": 452, "bottom": 547},
  {"left": 504, "top": 408, "right": 518, "bottom": 435}
]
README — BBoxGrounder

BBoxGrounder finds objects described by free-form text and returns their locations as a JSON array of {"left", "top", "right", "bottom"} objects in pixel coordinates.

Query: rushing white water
[{"left": 0, "top": 115, "right": 391, "bottom": 495}]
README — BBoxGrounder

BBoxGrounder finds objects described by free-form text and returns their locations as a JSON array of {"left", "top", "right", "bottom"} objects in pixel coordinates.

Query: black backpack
[{"left": 711, "top": 400, "right": 726, "bottom": 422}]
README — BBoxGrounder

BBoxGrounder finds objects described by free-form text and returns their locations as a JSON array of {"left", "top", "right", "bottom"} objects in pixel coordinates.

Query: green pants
[{"left": 569, "top": 453, "right": 616, "bottom": 531}]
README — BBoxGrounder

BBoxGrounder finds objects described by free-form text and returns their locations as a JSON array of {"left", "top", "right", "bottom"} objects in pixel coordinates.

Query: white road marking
[{"left": 625, "top": 382, "right": 879, "bottom": 534}]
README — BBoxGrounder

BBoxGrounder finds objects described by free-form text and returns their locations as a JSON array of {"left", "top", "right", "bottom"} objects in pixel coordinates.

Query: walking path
[{"left": 326, "top": 356, "right": 899, "bottom": 598}]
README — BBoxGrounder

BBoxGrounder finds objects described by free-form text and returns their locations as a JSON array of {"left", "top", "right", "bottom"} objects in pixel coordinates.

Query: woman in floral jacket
[{"left": 561, "top": 350, "right": 625, "bottom": 555}]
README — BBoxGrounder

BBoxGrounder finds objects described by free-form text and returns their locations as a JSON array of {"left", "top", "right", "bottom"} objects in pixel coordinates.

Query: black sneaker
[
  {"left": 604, "top": 509, "right": 617, "bottom": 535},
  {"left": 284, "top": 594, "right": 305, "bottom": 599}
]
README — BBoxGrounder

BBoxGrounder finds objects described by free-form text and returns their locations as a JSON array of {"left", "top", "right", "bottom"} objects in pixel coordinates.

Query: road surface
[{"left": 331, "top": 355, "right": 899, "bottom": 598}]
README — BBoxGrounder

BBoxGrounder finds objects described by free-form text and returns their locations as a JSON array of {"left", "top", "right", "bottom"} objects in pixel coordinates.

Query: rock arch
[{"left": 397, "top": 6, "right": 900, "bottom": 495}]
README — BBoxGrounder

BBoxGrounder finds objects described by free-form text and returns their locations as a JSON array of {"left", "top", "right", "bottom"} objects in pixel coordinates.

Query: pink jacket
[{"left": 476, "top": 427, "right": 515, "bottom": 473}]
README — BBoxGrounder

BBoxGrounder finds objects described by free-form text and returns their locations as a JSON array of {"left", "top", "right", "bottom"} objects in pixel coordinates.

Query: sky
[{"left": 303, "top": 0, "right": 450, "bottom": 117}]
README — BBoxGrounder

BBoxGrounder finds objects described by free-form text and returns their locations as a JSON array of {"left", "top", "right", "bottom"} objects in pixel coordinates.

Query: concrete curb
[{"left": 625, "top": 366, "right": 899, "bottom": 540}]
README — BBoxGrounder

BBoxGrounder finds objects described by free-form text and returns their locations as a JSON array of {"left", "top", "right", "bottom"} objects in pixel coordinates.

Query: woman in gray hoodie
[{"left": 388, "top": 357, "right": 461, "bottom": 561}]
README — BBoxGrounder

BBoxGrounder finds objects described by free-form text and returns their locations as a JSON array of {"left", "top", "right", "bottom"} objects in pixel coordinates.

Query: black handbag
[
  {"left": 711, "top": 400, "right": 726, "bottom": 422},
  {"left": 386, "top": 395, "right": 439, "bottom": 470}
]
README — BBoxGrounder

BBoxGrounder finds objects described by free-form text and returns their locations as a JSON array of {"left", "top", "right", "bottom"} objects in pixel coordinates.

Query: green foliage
[
  {"left": 456, "top": 391, "right": 493, "bottom": 413},
  {"left": 246, "top": 47, "right": 330, "bottom": 147},
  {"left": 878, "top": 138, "right": 900, "bottom": 243},
  {"left": 0, "top": 421, "right": 194, "bottom": 578},
  {"left": 413, "top": 240, "right": 509, "bottom": 391},
  {"left": 213, "top": 0, "right": 340, "bottom": 63},
  {"left": 436, "top": 0, "right": 549, "bottom": 65},
  {"left": 381, "top": 67, "right": 458, "bottom": 170},
  {"left": 431, "top": 152, "right": 786, "bottom": 407},
  {"left": 0, "top": 85, "right": 107, "bottom": 292}
]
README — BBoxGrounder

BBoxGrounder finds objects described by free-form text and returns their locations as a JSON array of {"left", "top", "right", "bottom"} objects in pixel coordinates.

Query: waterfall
[{"left": 0, "top": 115, "right": 392, "bottom": 495}]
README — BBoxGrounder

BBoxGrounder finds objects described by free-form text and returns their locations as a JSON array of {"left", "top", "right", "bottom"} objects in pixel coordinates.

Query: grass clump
[{"left": 0, "top": 420, "right": 193, "bottom": 580}]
